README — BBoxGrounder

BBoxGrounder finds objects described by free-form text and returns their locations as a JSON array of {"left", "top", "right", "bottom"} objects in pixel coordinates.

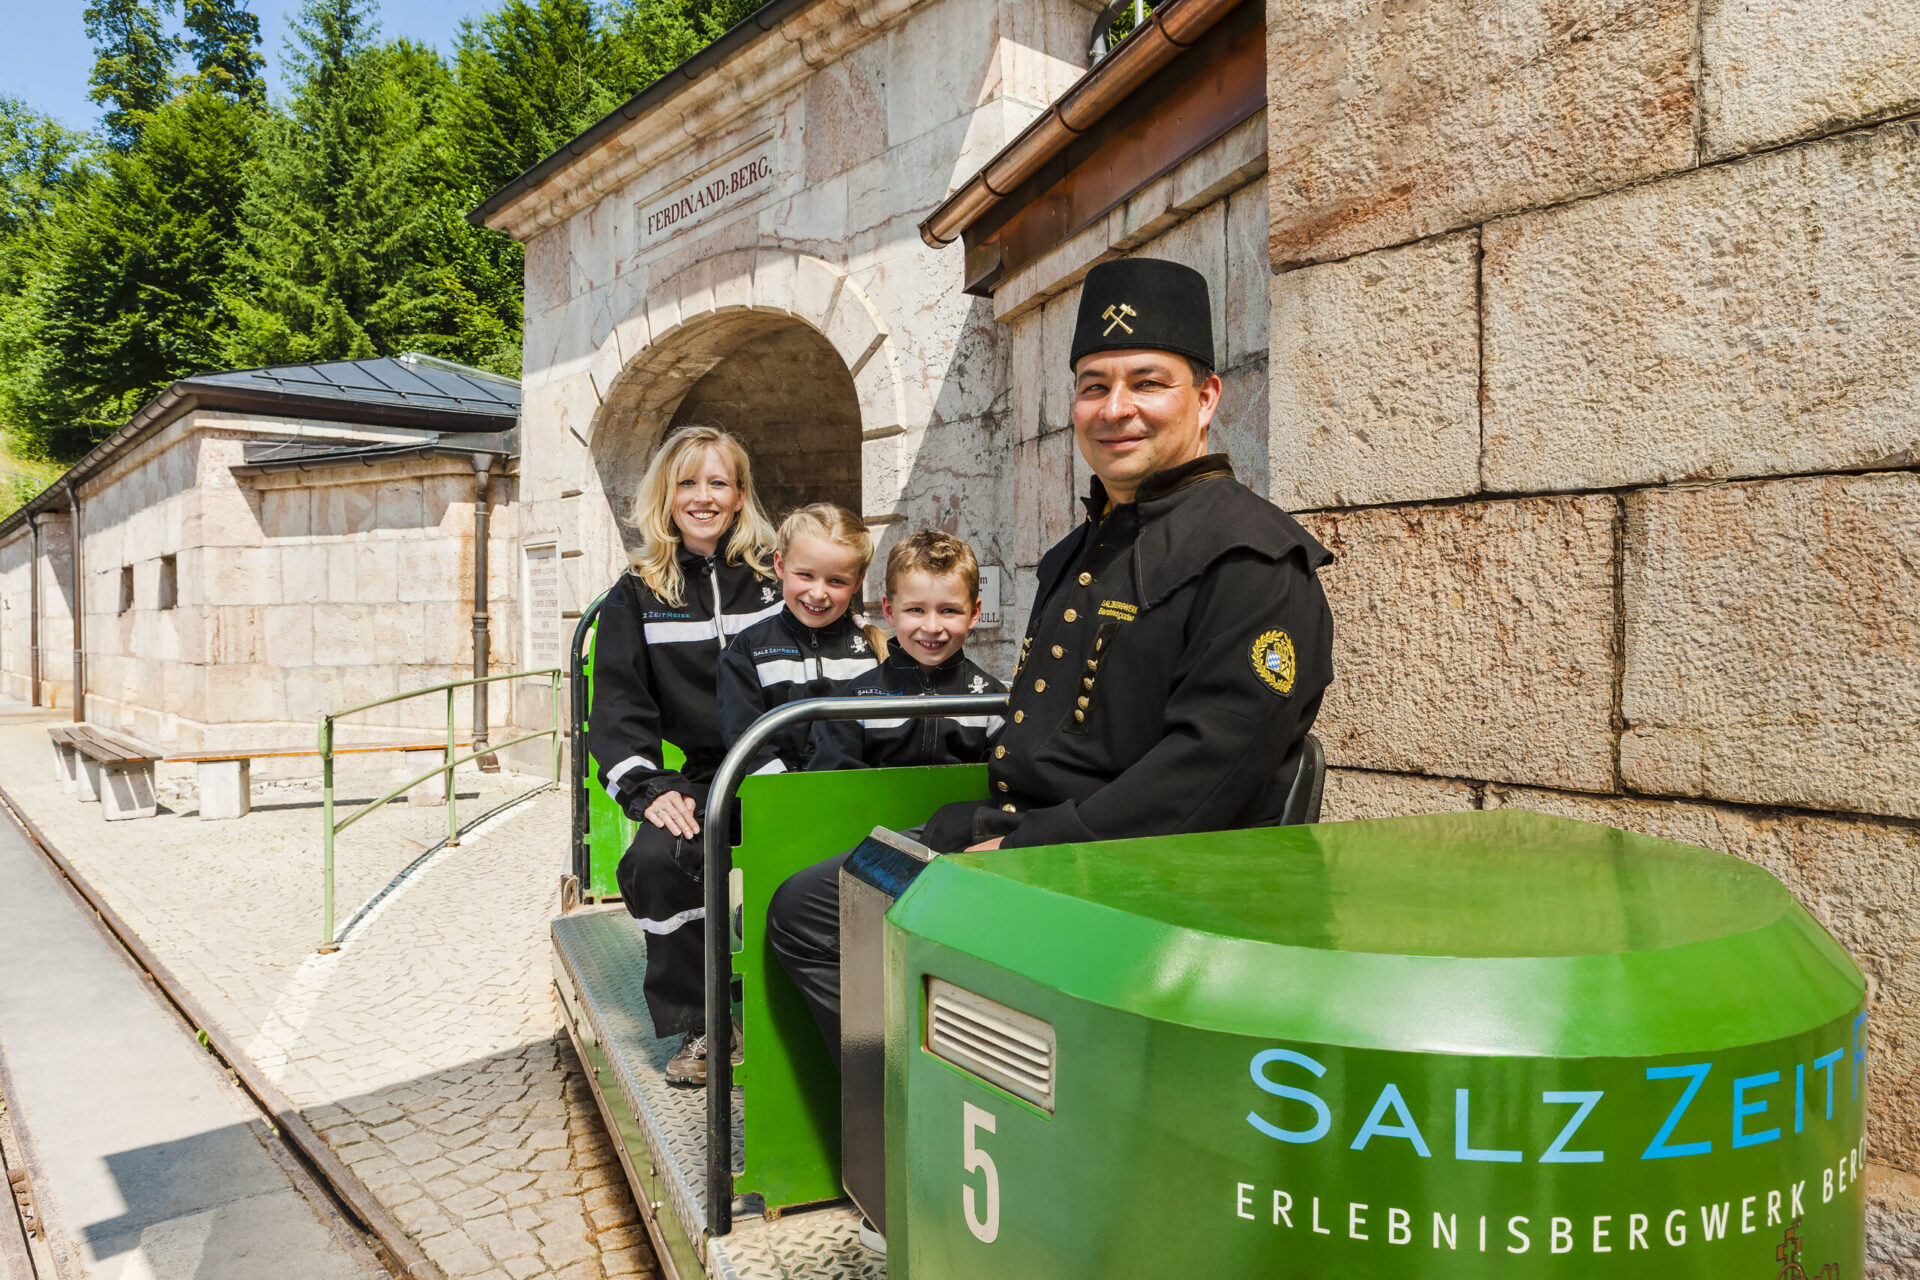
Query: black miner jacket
[
  {"left": 807, "top": 647, "right": 1008, "bottom": 772},
  {"left": 585, "top": 549, "right": 780, "bottom": 817},
  {"left": 717, "top": 608, "right": 878, "bottom": 774},
  {"left": 976, "top": 454, "right": 1333, "bottom": 851}
]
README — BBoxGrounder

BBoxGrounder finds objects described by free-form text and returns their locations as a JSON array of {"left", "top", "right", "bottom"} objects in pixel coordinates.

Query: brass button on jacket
[
  {"left": 1077, "top": 572, "right": 1092, "bottom": 586},
  {"left": 1050, "top": 645, "right": 1065, "bottom": 659},
  {"left": 1063, "top": 608, "right": 1078, "bottom": 623}
]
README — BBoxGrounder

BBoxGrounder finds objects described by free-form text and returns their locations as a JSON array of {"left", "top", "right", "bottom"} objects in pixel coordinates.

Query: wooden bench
[
  {"left": 164, "top": 742, "right": 472, "bottom": 821},
  {"left": 48, "top": 725, "right": 163, "bottom": 821}
]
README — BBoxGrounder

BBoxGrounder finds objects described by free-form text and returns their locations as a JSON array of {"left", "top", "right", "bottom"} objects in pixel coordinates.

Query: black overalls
[
  {"left": 806, "top": 646, "right": 1007, "bottom": 772},
  {"left": 585, "top": 549, "right": 779, "bottom": 1038},
  {"left": 715, "top": 609, "right": 879, "bottom": 774}
]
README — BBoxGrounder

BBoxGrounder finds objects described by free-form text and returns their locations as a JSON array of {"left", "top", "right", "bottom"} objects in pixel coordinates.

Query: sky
[{"left": 2, "top": 0, "right": 489, "bottom": 133}]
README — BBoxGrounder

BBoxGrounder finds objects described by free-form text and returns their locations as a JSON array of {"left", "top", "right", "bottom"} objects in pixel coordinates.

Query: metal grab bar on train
[{"left": 700, "top": 692, "right": 1010, "bottom": 1238}]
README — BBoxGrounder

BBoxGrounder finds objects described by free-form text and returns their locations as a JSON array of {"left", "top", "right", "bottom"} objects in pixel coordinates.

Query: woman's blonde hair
[
  {"left": 776, "top": 504, "right": 889, "bottom": 656},
  {"left": 628, "top": 426, "right": 776, "bottom": 606}
]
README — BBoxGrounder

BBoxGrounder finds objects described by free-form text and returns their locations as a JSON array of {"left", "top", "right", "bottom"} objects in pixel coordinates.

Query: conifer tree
[
  {"left": 182, "top": 0, "right": 267, "bottom": 104},
  {"left": 8, "top": 89, "right": 255, "bottom": 457},
  {"left": 444, "top": 0, "right": 618, "bottom": 193},
  {"left": 83, "top": 0, "right": 179, "bottom": 150},
  {"left": 225, "top": 0, "right": 455, "bottom": 365}
]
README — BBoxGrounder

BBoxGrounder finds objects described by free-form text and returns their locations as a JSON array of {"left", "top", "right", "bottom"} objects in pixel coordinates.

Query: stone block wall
[
  {"left": 1266, "top": 1, "right": 1920, "bottom": 1264},
  {"left": 0, "top": 511, "right": 75, "bottom": 706}
]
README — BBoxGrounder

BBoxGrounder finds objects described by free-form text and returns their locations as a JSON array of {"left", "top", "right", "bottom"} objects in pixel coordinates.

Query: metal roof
[
  {"left": 187, "top": 353, "right": 520, "bottom": 423},
  {"left": 0, "top": 353, "right": 520, "bottom": 539},
  {"left": 232, "top": 431, "right": 518, "bottom": 476}
]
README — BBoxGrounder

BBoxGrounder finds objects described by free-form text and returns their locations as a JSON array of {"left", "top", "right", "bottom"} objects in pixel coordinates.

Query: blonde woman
[{"left": 585, "top": 425, "right": 778, "bottom": 1085}]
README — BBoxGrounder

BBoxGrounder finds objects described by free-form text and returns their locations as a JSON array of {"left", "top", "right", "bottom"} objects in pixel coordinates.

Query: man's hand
[
  {"left": 643, "top": 790, "right": 701, "bottom": 840},
  {"left": 963, "top": 836, "right": 1005, "bottom": 852}
]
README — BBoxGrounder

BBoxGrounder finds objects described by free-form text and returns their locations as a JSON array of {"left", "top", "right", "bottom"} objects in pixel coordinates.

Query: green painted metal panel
[
  {"left": 885, "top": 811, "right": 1867, "bottom": 1278},
  {"left": 733, "top": 764, "right": 987, "bottom": 1212}
]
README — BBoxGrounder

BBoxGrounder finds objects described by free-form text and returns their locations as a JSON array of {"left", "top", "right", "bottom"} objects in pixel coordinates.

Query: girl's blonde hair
[
  {"left": 776, "top": 504, "right": 889, "bottom": 656},
  {"left": 628, "top": 426, "right": 776, "bottom": 606}
]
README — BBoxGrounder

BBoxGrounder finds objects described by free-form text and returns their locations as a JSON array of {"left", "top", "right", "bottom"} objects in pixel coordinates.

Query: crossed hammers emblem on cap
[{"left": 1101, "top": 302, "right": 1137, "bottom": 336}]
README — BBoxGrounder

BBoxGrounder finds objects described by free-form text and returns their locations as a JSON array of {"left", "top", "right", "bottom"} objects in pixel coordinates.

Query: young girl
[
  {"left": 717, "top": 504, "right": 885, "bottom": 774},
  {"left": 586, "top": 425, "right": 779, "bottom": 1086}
]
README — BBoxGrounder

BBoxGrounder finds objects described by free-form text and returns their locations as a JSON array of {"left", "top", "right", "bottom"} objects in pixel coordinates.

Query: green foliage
[
  {"left": 0, "top": 0, "right": 764, "bottom": 461},
  {"left": 0, "top": 429, "right": 66, "bottom": 518},
  {"left": 444, "top": 0, "right": 620, "bottom": 192},
  {"left": 84, "top": 0, "right": 179, "bottom": 150},
  {"left": 181, "top": 0, "right": 266, "bottom": 104},
  {"left": 10, "top": 89, "right": 257, "bottom": 458},
  {"left": 605, "top": 0, "right": 764, "bottom": 93},
  {"left": 223, "top": 0, "right": 456, "bottom": 366},
  {"left": 0, "top": 97, "right": 89, "bottom": 261}
]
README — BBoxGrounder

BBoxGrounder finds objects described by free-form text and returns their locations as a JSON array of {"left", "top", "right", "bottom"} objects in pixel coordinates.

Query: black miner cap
[{"left": 1069, "top": 257, "right": 1214, "bottom": 371}]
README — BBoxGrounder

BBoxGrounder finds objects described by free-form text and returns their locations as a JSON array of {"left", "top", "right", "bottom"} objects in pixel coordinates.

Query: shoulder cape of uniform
[{"left": 1133, "top": 472, "right": 1331, "bottom": 609}]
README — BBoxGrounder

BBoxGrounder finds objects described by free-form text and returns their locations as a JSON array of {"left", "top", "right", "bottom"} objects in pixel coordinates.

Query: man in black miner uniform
[{"left": 768, "top": 256, "right": 1336, "bottom": 1057}]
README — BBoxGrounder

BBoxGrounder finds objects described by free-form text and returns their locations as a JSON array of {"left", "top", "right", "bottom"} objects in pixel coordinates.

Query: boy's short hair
[{"left": 885, "top": 530, "right": 980, "bottom": 602}]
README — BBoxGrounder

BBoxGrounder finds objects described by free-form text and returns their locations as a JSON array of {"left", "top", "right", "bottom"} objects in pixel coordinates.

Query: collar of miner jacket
[
  {"left": 1079, "top": 452, "right": 1235, "bottom": 524},
  {"left": 881, "top": 642, "right": 967, "bottom": 681}
]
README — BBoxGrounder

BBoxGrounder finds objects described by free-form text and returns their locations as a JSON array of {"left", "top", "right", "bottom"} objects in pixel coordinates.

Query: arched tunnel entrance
[
  {"left": 666, "top": 323, "right": 862, "bottom": 521},
  {"left": 590, "top": 312, "right": 864, "bottom": 560}
]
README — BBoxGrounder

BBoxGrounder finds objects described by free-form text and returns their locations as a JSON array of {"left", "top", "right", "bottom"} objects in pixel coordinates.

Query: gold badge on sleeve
[{"left": 1249, "top": 629, "right": 1296, "bottom": 696}]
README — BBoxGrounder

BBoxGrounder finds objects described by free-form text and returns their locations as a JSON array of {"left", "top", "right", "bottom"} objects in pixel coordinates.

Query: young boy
[{"left": 808, "top": 530, "right": 1006, "bottom": 771}]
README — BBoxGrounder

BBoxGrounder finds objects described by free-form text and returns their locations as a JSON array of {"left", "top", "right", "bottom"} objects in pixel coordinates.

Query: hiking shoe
[
  {"left": 666, "top": 1031, "right": 709, "bottom": 1086},
  {"left": 858, "top": 1217, "right": 887, "bottom": 1255},
  {"left": 665, "top": 1025, "right": 743, "bottom": 1087}
]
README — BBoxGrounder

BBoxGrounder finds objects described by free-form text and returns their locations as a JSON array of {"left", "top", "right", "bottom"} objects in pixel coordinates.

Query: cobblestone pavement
[{"left": 0, "top": 706, "right": 655, "bottom": 1280}]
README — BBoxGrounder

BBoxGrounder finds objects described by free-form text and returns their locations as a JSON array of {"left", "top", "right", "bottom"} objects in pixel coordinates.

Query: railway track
[{"left": 0, "top": 780, "right": 440, "bottom": 1280}]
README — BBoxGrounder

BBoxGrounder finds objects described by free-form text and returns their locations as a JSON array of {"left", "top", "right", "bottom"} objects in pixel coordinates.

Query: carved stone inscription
[{"left": 639, "top": 151, "right": 775, "bottom": 248}]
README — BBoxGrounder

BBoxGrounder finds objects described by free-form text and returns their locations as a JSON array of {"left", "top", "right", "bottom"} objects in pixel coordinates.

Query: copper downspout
[
  {"left": 67, "top": 485, "right": 83, "bottom": 722},
  {"left": 471, "top": 454, "right": 496, "bottom": 769},
  {"left": 918, "top": 0, "right": 1243, "bottom": 249},
  {"left": 27, "top": 513, "right": 41, "bottom": 707}
]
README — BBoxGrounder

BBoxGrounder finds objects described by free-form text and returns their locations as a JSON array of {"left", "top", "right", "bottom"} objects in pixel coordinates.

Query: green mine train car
[{"left": 555, "top": 601, "right": 1867, "bottom": 1280}]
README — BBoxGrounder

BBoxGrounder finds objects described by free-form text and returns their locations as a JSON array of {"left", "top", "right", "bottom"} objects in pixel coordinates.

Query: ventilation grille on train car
[{"left": 925, "top": 979, "right": 1056, "bottom": 1112}]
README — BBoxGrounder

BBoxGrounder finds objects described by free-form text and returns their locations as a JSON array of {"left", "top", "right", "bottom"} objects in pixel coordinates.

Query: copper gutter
[{"left": 918, "top": 0, "right": 1243, "bottom": 249}]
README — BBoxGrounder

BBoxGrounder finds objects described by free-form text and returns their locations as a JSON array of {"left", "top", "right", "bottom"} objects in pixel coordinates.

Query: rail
[
  {"left": 700, "top": 691, "right": 1009, "bottom": 1237},
  {"left": 320, "top": 667, "right": 564, "bottom": 950}
]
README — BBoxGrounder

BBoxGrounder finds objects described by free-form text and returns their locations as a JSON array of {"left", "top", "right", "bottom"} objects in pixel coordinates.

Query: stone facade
[
  {"left": 1266, "top": 1, "right": 1920, "bottom": 1260},
  {"left": 0, "top": 410, "right": 519, "bottom": 752},
  {"left": 495, "top": 0, "right": 1098, "bottom": 680},
  {"left": 0, "top": 510, "right": 74, "bottom": 707}
]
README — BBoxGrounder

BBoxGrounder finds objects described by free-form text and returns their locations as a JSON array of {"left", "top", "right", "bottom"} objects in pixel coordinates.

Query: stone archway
[
  {"left": 584, "top": 249, "right": 903, "bottom": 554},
  {"left": 667, "top": 324, "right": 860, "bottom": 520}
]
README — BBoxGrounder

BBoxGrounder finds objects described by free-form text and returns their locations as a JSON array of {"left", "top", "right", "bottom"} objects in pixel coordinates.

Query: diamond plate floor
[{"left": 554, "top": 909, "right": 881, "bottom": 1280}]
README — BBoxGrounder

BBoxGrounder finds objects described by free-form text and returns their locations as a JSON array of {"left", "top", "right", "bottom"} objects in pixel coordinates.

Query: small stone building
[
  {"left": 472, "top": 0, "right": 1105, "bottom": 677},
  {"left": 0, "top": 355, "right": 523, "bottom": 750}
]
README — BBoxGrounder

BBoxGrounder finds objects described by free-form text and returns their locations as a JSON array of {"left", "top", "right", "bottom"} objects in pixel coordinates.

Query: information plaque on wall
[{"left": 522, "top": 543, "right": 562, "bottom": 671}]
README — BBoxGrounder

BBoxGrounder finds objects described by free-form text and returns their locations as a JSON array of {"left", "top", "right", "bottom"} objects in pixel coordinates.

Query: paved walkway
[
  {"left": 0, "top": 705, "right": 653, "bottom": 1280},
  {"left": 0, "top": 810, "right": 382, "bottom": 1279}
]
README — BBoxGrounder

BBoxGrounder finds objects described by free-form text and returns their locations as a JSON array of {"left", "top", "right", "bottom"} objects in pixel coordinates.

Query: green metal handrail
[{"left": 320, "top": 667, "right": 563, "bottom": 950}]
